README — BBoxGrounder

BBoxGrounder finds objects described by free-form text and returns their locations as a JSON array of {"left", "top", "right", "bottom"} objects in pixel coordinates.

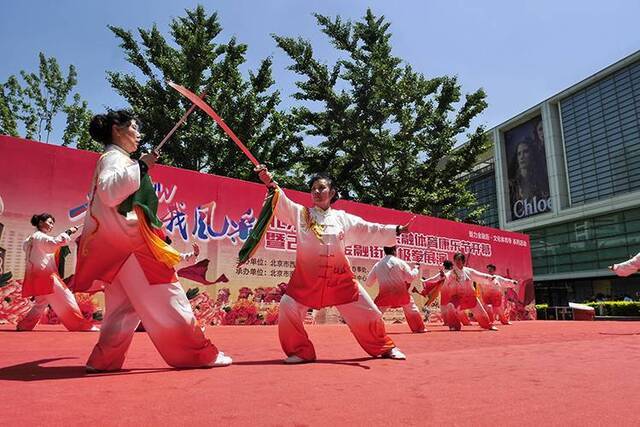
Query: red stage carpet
[{"left": 1, "top": 321, "right": 639, "bottom": 425}]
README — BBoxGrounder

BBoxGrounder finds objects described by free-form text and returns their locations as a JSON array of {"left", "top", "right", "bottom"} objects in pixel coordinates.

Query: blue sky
[{"left": 1, "top": 0, "right": 639, "bottom": 145}]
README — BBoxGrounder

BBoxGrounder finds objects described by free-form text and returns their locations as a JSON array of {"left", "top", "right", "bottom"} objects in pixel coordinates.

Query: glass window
[
  {"left": 568, "top": 240, "right": 597, "bottom": 253},
  {"left": 599, "top": 246, "right": 632, "bottom": 261},
  {"left": 550, "top": 264, "right": 574, "bottom": 274},
  {"left": 544, "top": 232, "right": 570, "bottom": 246},
  {"left": 572, "top": 261, "right": 599, "bottom": 271},
  {"left": 624, "top": 210, "right": 640, "bottom": 221},
  {"left": 625, "top": 231, "right": 640, "bottom": 247},
  {"left": 596, "top": 235, "right": 628, "bottom": 249}
]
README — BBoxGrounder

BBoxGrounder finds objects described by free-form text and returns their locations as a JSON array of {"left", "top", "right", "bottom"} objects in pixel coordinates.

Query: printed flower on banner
[
  {"left": 253, "top": 287, "right": 267, "bottom": 303},
  {"left": 263, "top": 304, "right": 279, "bottom": 325},
  {"left": 40, "top": 292, "right": 100, "bottom": 324},
  {"left": 216, "top": 288, "right": 231, "bottom": 305},
  {"left": 0, "top": 279, "right": 34, "bottom": 324},
  {"left": 263, "top": 283, "right": 287, "bottom": 303},
  {"left": 189, "top": 291, "right": 226, "bottom": 326},
  {"left": 76, "top": 293, "right": 101, "bottom": 322},
  {"left": 238, "top": 286, "right": 253, "bottom": 300},
  {"left": 223, "top": 299, "right": 261, "bottom": 325},
  {"left": 263, "top": 287, "right": 278, "bottom": 303}
]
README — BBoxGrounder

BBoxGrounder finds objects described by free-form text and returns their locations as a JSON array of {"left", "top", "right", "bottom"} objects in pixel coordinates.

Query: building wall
[
  {"left": 529, "top": 207, "right": 640, "bottom": 276},
  {"left": 467, "top": 50, "right": 640, "bottom": 303},
  {"left": 560, "top": 60, "right": 640, "bottom": 205},
  {"left": 465, "top": 162, "right": 499, "bottom": 228}
]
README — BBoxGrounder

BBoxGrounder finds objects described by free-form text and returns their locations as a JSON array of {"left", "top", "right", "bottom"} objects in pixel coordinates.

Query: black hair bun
[
  {"left": 89, "top": 114, "right": 110, "bottom": 143},
  {"left": 30, "top": 214, "right": 40, "bottom": 227}
]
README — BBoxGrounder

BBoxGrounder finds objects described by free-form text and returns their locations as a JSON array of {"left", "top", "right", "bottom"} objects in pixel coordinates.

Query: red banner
[{"left": 0, "top": 135, "right": 535, "bottom": 324}]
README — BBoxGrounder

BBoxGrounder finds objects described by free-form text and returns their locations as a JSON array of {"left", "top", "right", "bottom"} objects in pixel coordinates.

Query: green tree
[
  {"left": 274, "top": 9, "right": 490, "bottom": 222},
  {"left": 63, "top": 94, "right": 98, "bottom": 151},
  {"left": 0, "top": 52, "right": 92, "bottom": 147},
  {"left": 107, "top": 5, "right": 306, "bottom": 188},
  {"left": 0, "top": 78, "right": 20, "bottom": 136}
]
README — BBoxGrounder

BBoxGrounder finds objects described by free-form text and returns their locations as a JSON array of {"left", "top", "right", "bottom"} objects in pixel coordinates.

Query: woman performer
[
  {"left": 256, "top": 166, "right": 410, "bottom": 363},
  {"left": 75, "top": 110, "right": 230, "bottom": 372},
  {"left": 365, "top": 246, "right": 426, "bottom": 333},
  {"left": 16, "top": 214, "right": 97, "bottom": 332},
  {"left": 439, "top": 252, "right": 504, "bottom": 331},
  {"left": 478, "top": 264, "right": 518, "bottom": 325}
]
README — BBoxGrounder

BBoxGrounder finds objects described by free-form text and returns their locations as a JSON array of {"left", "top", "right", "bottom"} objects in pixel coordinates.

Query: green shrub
[
  {"left": 535, "top": 304, "right": 549, "bottom": 319},
  {"left": 585, "top": 302, "right": 640, "bottom": 316}
]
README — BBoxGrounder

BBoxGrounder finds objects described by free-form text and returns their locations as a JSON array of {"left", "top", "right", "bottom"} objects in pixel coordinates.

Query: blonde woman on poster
[
  {"left": 255, "top": 166, "right": 411, "bottom": 363},
  {"left": 17, "top": 213, "right": 97, "bottom": 332},
  {"left": 74, "top": 110, "right": 231, "bottom": 372}
]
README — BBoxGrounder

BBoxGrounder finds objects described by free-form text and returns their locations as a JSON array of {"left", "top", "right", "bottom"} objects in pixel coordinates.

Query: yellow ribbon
[{"left": 135, "top": 206, "right": 181, "bottom": 268}]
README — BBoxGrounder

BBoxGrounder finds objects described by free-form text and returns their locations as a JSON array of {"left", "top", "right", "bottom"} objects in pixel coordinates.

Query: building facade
[{"left": 470, "top": 50, "right": 640, "bottom": 305}]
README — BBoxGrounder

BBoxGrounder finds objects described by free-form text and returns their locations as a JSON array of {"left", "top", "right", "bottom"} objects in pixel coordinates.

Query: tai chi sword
[
  {"left": 166, "top": 81, "right": 260, "bottom": 166},
  {"left": 153, "top": 89, "right": 208, "bottom": 154}
]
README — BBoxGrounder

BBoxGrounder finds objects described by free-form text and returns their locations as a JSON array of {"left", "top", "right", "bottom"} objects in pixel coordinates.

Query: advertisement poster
[
  {"left": 0, "top": 136, "right": 536, "bottom": 325},
  {"left": 504, "top": 115, "right": 551, "bottom": 221}
]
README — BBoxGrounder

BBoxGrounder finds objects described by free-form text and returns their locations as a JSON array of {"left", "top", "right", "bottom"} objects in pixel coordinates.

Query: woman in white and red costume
[
  {"left": 75, "top": 110, "right": 230, "bottom": 372},
  {"left": 256, "top": 166, "right": 410, "bottom": 363},
  {"left": 478, "top": 263, "right": 518, "bottom": 325},
  {"left": 366, "top": 246, "right": 443, "bottom": 333},
  {"left": 439, "top": 252, "right": 508, "bottom": 331},
  {"left": 17, "top": 213, "right": 97, "bottom": 332}
]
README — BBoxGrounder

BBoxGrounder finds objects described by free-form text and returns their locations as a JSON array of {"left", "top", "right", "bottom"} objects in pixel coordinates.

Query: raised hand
[
  {"left": 254, "top": 164, "right": 277, "bottom": 188},
  {"left": 397, "top": 215, "right": 416, "bottom": 234},
  {"left": 140, "top": 152, "right": 159, "bottom": 169}
]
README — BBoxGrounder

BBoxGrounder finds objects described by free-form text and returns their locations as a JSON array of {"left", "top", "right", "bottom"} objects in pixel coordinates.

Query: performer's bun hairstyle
[
  {"left": 309, "top": 173, "right": 340, "bottom": 204},
  {"left": 453, "top": 252, "right": 466, "bottom": 262},
  {"left": 30, "top": 213, "right": 55, "bottom": 228},
  {"left": 89, "top": 110, "right": 137, "bottom": 144}
]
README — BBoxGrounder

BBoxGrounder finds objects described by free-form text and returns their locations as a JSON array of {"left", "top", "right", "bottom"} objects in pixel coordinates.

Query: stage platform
[{"left": 1, "top": 321, "right": 639, "bottom": 425}]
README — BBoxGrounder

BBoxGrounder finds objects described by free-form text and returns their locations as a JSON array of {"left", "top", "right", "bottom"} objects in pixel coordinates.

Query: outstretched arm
[
  {"left": 414, "top": 271, "right": 445, "bottom": 295},
  {"left": 493, "top": 274, "right": 518, "bottom": 288},
  {"left": 342, "top": 212, "right": 397, "bottom": 247},
  {"left": 29, "top": 229, "right": 76, "bottom": 252},
  {"left": 342, "top": 214, "right": 414, "bottom": 247},
  {"left": 422, "top": 271, "right": 445, "bottom": 285},
  {"left": 466, "top": 267, "right": 496, "bottom": 286},
  {"left": 610, "top": 253, "right": 640, "bottom": 277}
]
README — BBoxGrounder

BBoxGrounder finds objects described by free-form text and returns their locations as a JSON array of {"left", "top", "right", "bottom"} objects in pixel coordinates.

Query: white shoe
[
  {"left": 383, "top": 347, "right": 406, "bottom": 360},
  {"left": 88, "top": 325, "right": 100, "bottom": 332},
  {"left": 488, "top": 326, "right": 499, "bottom": 331},
  {"left": 283, "top": 355, "right": 310, "bottom": 364},
  {"left": 208, "top": 351, "right": 232, "bottom": 367}
]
